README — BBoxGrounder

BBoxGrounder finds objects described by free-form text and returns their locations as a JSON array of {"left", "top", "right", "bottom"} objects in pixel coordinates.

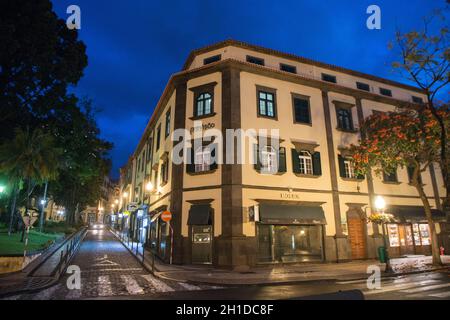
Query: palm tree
[{"left": 0, "top": 127, "right": 62, "bottom": 236}]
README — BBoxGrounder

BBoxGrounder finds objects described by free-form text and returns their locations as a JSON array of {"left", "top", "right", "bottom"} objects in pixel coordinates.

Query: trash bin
[{"left": 378, "top": 246, "right": 387, "bottom": 263}]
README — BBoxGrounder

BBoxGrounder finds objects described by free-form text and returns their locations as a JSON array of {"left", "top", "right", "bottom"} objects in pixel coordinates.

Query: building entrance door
[
  {"left": 347, "top": 213, "right": 366, "bottom": 260},
  {"left": 191, "top": 226, "right": 212, "bottom": 264}
]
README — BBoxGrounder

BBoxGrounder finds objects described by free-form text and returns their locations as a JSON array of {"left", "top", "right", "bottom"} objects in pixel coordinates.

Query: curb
[
  {"left": 153, "top": 265, "right": 450, "bottom": 288},
  {"left": 107, "top": 228, "right": 450, "bottom": 288}
]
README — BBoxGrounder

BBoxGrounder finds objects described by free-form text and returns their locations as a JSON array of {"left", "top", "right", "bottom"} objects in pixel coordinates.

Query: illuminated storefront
[
  {"left": 255, "top": 203, "right": 326, "bottom": 263},
  {"left": 385, "top": 206, "right": 445, "bottom": 257}
]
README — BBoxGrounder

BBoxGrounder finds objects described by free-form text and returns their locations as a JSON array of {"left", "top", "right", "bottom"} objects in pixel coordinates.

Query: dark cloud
[{"left": 51, "top": 0, "right": 444, "bottom": 178}]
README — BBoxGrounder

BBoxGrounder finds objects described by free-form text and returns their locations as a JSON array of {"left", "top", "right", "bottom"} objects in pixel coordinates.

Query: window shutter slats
[
  {"left": 291, "top": 149, "right": 301, "bottom": 173},
  {"left": 278, "top": 147, "right": 286, "bottom": 173},
  {"left": 338, "top": 155, "right": 346, "bottom": 178},
  {"left": 312, "top": 152, "right": 322, "bottom": 176}
]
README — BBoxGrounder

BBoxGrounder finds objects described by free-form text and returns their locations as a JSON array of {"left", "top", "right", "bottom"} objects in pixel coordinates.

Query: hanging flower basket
[{"left": 367, "top": 212, "right": 394, "bottom": 224}]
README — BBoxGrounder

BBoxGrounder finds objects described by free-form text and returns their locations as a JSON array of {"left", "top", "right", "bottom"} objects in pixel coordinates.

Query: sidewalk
[
  {"left": 0, "top": 228, "right": 86, "bottom": 297},
  {"left": 110, "top": 228, "right": 450, "bottom": 286}
]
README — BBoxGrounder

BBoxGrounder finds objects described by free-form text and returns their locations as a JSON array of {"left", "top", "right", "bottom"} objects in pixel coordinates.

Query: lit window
[
  {"left": 387, "top": 224, "right": 400, "bottom": 247},
  {"left": 419, "top": 224, "right": 430, "bottom": 245},
  {"left": 258, "top": 91, "right": 275, "bottom": 118},
  {"left": 194, "top": 147, "right": 211, "bottom": 173},
  {"left": 196, "top": 93, "right": 212, "bottom": 117},
  {"left": 298, "top": 151, "right": 313, "bottom": 175}
]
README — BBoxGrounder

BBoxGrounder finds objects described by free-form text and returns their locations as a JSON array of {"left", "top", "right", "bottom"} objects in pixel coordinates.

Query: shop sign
[{"left": 280, "top": 192, "right": 300, "bottom": 200}]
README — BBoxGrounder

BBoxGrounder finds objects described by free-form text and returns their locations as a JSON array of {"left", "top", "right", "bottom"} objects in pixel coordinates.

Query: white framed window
[
  {"left": 298, "top": 151, "right": 313, "bottom": 175},
  {"left": 344, "top": 159, "right": 356, "bottom": 178},
  {"left": 195, "top": 147, "right": 211, "bottom": 173},
  {"left": 261, "top": 146, "right": 277, "bottom": 173},
  {"left": 196, "top": 93, "right": 212, "bottom": 117}
]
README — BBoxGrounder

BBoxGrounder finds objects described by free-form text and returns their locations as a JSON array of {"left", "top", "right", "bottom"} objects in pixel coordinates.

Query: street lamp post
[
  {"left": 39, "top": 181, "right": 48, "bottom": 233},
  {"left": 374, "top": 196, "right": 392, "bottom": 273}
]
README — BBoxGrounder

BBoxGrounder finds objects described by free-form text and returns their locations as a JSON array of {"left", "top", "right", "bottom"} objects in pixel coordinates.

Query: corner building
[{"left": 123, "top": 40, "right": 447, "bottom": 269}]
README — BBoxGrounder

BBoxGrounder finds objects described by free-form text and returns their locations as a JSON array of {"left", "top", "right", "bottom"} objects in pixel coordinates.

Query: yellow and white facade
[{"left": 119, "top": 40, "right": 447, "bottom": 268}]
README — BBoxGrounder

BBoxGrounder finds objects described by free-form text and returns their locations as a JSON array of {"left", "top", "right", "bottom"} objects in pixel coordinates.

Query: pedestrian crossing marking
[
  {"left": 400, "top": 283, "right": 450, "bottom": 294},
  {"left": 364, "top": 279, "right": 439, "bottom": 295},
  {"left": 178, "top": 282, "right": 201, "bottom": 291},
  {"left": 429, "top": 291, "right": 450, "bottom": 298},
  {"left": 121, "top": 275, "right": 144, "bottom": 295},
  {"left": 97, "top": 275, "right": 113, "bottom": 297},
  {"left": 140, "top": 274, "right": 175, "bottom": 292},
  {"left": 82, "top": 268, "right": 142, "bottom": 273},
  {"left": 93, "top": 255, "right": 120, "bottom": 267}
]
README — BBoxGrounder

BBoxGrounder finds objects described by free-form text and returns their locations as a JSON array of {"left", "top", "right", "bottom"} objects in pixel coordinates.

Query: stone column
[{"left": 321, "top": 90, "right": 350, "bottom": 261}]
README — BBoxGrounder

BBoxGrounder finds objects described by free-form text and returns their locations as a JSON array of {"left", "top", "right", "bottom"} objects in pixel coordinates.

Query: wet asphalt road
[{"left": 4, "top": 226, "right": 450, "bottom": 300}]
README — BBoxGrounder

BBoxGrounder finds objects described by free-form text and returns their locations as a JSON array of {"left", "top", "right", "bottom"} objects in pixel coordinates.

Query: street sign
[
  {"left": 161, "top": 211, "right": 172, "bottom": 222},
  {"left": 22, "top": 216, "right": 38, "bottom": 227}
]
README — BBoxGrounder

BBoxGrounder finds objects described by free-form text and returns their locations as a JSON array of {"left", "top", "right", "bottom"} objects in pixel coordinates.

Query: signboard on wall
[{"left": 248, "top": 205, "right": 260, "bottom": 222}]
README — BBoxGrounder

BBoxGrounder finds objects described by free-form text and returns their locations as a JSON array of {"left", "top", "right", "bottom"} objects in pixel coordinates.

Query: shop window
[
  {"left": 387, "top": 224, "right": 400, "bottom": 247},
  {"left": 419, "top": 224, "right": 431, "bottom": 245},
  {"left": 258, "top": 90, "right": 276, "bottom": 118},
  {"left": 195, "top": 93, "right": 213, "bottom": 117},
  {"left": 257, "top": 225, "right": 323, "bottom": 263},
  {"left": 413, "top": 223, "right": 421, "bottom": 246}
]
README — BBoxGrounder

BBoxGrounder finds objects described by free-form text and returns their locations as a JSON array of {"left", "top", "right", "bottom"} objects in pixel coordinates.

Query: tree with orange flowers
[
  {"left": 389, "top": 9, "right": 450, "bottom": 209},
  {"left": 350, "top": 107, "right": 449, "bottom": 266}
]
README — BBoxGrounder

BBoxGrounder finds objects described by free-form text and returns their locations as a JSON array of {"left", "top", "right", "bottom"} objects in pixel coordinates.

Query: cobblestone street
[{"left": 4, "top": 226, "right": 220, "bottom": 300}]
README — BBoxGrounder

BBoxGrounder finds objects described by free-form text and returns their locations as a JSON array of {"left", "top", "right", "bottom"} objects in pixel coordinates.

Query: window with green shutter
[
  {"left": 254, "top": 144, "right": 286, "bottom": 174},
  {"left": 291, "top": 149, "right": 321, "bottom": 176}
]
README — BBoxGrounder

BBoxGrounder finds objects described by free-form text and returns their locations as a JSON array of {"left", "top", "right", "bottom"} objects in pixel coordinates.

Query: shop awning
[
  {"left": 150, "top": 212, "right": 162, "bottom": 223},
  {"left": 386, "top": 205, "right": 446, "bottom": 222},
  {"left": 188, "top": 204, "right": 212, "bottom": 225},
  {"left": 259, "top": 203, "right": 326, "bottom": 225}
]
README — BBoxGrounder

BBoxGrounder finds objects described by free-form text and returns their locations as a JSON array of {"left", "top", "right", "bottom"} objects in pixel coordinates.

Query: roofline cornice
[{"left": 181, "top": 39, "right": 425, "bottom": 94}]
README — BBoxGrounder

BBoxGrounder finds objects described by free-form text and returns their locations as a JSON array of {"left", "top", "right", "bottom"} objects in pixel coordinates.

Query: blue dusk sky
[{"left": 50, "top": 0, "right": 448, "bottom": 179}]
